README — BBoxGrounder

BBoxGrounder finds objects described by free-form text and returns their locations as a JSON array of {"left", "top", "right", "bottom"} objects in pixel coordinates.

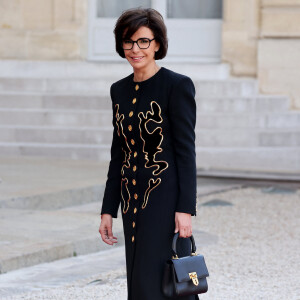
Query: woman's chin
[{"left": 129, "top": 62, "right": 146, "bottom": 70}]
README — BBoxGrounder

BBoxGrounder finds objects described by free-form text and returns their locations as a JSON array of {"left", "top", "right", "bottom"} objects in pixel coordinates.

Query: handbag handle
[{"left": 171, "top": 232, "right": 197, "bottom": 259}]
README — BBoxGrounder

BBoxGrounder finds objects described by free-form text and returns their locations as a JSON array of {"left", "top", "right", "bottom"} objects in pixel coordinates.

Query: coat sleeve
[
  {"left": 100, "top": 83, "right": 122, "bottom": 218},
  {"left": 168, "top": 76, "right": 197, "bottom": 216}
]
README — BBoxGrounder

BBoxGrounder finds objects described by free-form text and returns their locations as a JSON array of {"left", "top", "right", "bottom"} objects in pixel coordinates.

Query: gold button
[
  {"left": 134, "top": 193, "right": 138, "bottom": 199},
  {"left": 132, "top": 235, "right": 135, "bottom": 242},
  {"left": 129, "top": 111, "right": 133, "bottom": 117},
  {"left": 131, "top": 139, "right": 135, "bottom": 145},
  {"left": 134, "top": 151, "right": 137, "bottom": 157},
  {"left": 133, "top": 165, "right": 137, "bottom": 171},
  {"left": 134, "top": 207, "right": 137, "bottom": 214},
  {"left": 132, "top": 221, "right": 135, "bottom": 228},
  {"left": 135, "top": 84, "right": 139, "bottom": 91},
  {"left": 128, "top": 125, "right": 132, "bottom": 131},
  {"left": 132, "top": 179, "right": 136, "bottom": 185},
  {"left": 132, "top": 98, "right": 137, "bottom": 104}
]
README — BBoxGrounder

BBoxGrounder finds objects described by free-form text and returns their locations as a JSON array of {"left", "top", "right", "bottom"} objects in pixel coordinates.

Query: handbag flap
[{"left": 172, "top": 255, "right": 209, "bottom": 283}]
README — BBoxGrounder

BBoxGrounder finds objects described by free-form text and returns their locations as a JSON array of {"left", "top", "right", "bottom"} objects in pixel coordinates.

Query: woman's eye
[
  {"left": 124, "top": 40, "right": 132, "bottom": 44},
  {"left": 140, "top": 39, "right": 148, "bottom": 43}
]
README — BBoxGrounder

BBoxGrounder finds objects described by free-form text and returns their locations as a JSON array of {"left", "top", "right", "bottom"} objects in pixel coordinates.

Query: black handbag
[{"left": 162, "top": 232, "right": 209, "bottom": 298}]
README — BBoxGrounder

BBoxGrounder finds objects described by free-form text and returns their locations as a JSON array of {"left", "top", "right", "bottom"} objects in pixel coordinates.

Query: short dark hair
[{"left": 114, "top": 7, "right": 168, "bottom": 60}]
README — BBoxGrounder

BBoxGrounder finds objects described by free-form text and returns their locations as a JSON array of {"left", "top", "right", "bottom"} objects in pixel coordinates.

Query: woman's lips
[{"left": 131, "top": 56, "right": 144, "bottom": 61}]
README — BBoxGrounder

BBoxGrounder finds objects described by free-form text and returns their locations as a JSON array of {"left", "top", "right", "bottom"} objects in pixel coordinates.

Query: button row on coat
[{"left": 132, "top": 84, "right": 139, "bottom": 243}]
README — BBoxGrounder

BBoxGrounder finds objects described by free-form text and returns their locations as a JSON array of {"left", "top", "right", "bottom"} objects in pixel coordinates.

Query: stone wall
[
  {"left": 0, "top": 0, "right": 87, "bottom": 59},
  {"left": 1, "top": 0, "right": 300, "bottom": 108},
  {"left": 223, "top": 0, "right": 300, "bottom": 109},
  {"left": 258, "top": 0, "right": 300, "bottom": 109},
  {"left": 222, "top": 0, "right": 260, "bottom": 77}
]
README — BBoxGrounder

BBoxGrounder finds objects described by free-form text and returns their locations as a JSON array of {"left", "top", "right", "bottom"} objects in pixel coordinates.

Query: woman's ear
[
  {"left": 155, "top": 42, "right": 160, "bottom": 53},
  {"left": 154, "top": 42, "right": 160, "bottom": 58}
]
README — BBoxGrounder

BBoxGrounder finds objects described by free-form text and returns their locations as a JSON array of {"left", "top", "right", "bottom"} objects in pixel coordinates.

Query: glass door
[{"left": 87, "top": 0, "right": 222, "bottom": 62}]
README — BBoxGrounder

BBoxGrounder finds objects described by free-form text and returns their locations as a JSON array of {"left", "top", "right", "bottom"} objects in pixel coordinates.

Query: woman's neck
[{"left": 133, "top": 63, "right": 161, "bottom": 82}]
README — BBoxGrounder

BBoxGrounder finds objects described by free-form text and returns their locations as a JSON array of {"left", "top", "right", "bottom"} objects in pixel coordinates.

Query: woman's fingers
[
  {"left": 107, "top": 226, "right": 118, "bottom": 244},
  {"left": 99, "top": 214, "right": 118, "bottom": 246},
  {"left": 99, "top": 226, "right": 109, "bottom": 244},
  {"left": 101, "top": 227, "right": 117, "bottom": 245},
  {"left": 175, "top": 212, "right": 192, "bottom": 238},
  {"left": 179, "top": 226, "right": 192, "bottom": 238}
]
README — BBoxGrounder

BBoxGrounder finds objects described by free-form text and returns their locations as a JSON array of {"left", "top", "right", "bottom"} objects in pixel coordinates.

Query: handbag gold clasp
[{"left": 189, "top": 272, "right": 199, "bottom": 286}]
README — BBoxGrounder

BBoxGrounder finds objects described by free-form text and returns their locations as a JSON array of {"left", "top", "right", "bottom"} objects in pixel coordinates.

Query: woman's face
[{"left": 123, "top": 26, "right": 160, "bottom": 71}]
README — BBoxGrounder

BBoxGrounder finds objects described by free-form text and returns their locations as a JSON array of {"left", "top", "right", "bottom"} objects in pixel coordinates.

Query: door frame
[{"left": 87, "top": 0, "right": 222, "bottom": 63}]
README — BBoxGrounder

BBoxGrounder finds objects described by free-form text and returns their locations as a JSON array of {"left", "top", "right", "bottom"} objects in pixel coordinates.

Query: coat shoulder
[
  {"left": 162, "top": 67, "right": 193, "bottom": 85},
  {"left": 162, "top": 68, "right": 195, "bottom": 98}
]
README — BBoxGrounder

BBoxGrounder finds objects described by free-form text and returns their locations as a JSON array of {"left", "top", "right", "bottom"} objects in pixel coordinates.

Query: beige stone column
[
  {"left": 222, "top": 0, "right": 260, "bottom": 76},
  {"left": 258, "top": 0, "right": 300, "bottom": 109}
]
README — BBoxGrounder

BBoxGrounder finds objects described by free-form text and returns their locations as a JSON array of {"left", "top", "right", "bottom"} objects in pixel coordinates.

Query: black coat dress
[{"left": 100, "top": 66, "right": 199, "bottom": 300}]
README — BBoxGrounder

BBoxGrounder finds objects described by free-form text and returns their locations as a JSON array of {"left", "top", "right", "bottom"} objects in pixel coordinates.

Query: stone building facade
[
  {"left": 1, "top": 0, "right": 299, "bottom": 108},
  {"left": 0, "top": 1, "right": 299, "bottom": 174},
  {"left": 0, "top": 0, "right": 87, "bottom": 60},
  {"left": 223, "top": 0, "right": 300, "bottom": 109}
]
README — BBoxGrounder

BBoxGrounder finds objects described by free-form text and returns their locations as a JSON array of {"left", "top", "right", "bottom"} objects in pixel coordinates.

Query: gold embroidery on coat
[
  {"left": 121, "top": 177, "right": 130, "bottom": 214},
  {"left": 142, "top": 178, "right": 161, "bottom": 209},
  {"left": 138, "top": 101, "right": 168, "bottom": 209},
  {"left": 138, "top": 101, "right": 168, "bottom": 176},
  {"left": 115, "top": 104, "right": 132, "bottom": 176},
  {"left": 115, "top": 104, "right": 132, "bottom": 214}
]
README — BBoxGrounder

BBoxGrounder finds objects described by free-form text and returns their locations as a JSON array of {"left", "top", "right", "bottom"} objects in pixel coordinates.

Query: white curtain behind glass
[
  {"left": 167, "top": 0, "right": 222, "bottom": 19},
  {"left": 97, "top": 0, "right": 151, "bottom": 18}
]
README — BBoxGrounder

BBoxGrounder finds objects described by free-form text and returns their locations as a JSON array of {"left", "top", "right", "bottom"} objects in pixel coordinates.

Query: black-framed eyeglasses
[{"left": 122, "top": 38, "right": 155, "bottom": 50}]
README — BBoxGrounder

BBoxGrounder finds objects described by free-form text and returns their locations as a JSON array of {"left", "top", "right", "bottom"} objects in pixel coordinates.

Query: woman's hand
[
  {"left": 99, "top": 214, "right": 118, "bottom": 245},
  {"left": 174, "top": 212, "right": 192, "bottom": 238}
]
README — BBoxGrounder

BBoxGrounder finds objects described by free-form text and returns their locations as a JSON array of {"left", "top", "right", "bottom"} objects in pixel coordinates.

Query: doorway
[{"left": 87, "top": 0, "right": 223, "bottom": 62}]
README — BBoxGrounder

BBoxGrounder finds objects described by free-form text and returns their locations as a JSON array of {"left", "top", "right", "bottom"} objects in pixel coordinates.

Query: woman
[{"left": 99, "top": 7, "right": 198, "bottom": 300}]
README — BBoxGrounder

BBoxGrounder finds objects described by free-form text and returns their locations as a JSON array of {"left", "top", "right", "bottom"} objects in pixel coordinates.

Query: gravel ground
[{"left": 2, "top": 186, "right": 300, "bottom": 300}]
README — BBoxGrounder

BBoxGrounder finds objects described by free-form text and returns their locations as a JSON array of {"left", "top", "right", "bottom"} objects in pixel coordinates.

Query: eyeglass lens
[{"left": 122, "top": 38, "right": 152, "bottom": 50}]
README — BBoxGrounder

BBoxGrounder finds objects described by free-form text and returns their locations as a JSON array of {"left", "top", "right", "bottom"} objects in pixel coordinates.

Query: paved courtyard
[{"left": 1, "top": 184, "right": 299, "bottom": 299}]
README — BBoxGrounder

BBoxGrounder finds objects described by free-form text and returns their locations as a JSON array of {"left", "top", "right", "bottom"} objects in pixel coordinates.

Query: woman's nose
[{"left": 132, "top": 42, "right": 140, "bottom": 52}]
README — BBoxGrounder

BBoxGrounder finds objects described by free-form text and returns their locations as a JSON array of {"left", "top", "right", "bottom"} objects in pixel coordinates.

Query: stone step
[
  {"left": 196, "top": 111, "right": 300, "bottom": 129},
  {"left": 196, "top": 147, "right": 299, "bottom": 174},
  {"left": 0, "top": 126, "right": 113, "bottom": 145},
  {"left": 0, "top": 93, "right": 289, "bottom": 112},
  {"left": 0, "top": 246, "right": 126, "bottom": 297},
  {"left": 197, "top": 168, "right": 300, "bottom": 181},
  {"left": 0, "top": 77, "right": 258, "bottom": 97},
  {"left": 197, "top": 129, "right": 300, "bottom": 147},
  {"left": 0, "top": 154, "right": 125, "bottom": 274},
  {"left": 197, "top": 95, "right": 290, "bottom": 112},
  {"left": 194, "top": 79, "right": 258, "bottom": 97},
  {"left": 0, "top": 143, "right": 298, "bottom": 173},
  {"left": 0, "top": 155, "right": 109, "bottom": 207},
  {"left": 0, "top": 60, "right": 132, "bottom": 79},
  {"left": 0, "top": 126, "right": 299, "bottom": 147},
  {"left": 0, "top": 142, "right": 110, "bottom": 160},
  {"left": 0, "top": 94, "right": 111, "bottom": 110},
  {"left": 0, "top": 184, "right": 104, "bottom": 210},
  {"left": 0, "top": 202, "right": 125, "bottom": 274},
  {"left": 0, "top": 60, "right": 231, "bottom": 80},
  {"left": 0, "top": 109, "right": 112, "bottom": 127},
  {"left": 0, "top": 109, "right": 299, "bottom": 128},
  {"left": 0, "top": 78, "right": 113, "bottom": 95}
]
